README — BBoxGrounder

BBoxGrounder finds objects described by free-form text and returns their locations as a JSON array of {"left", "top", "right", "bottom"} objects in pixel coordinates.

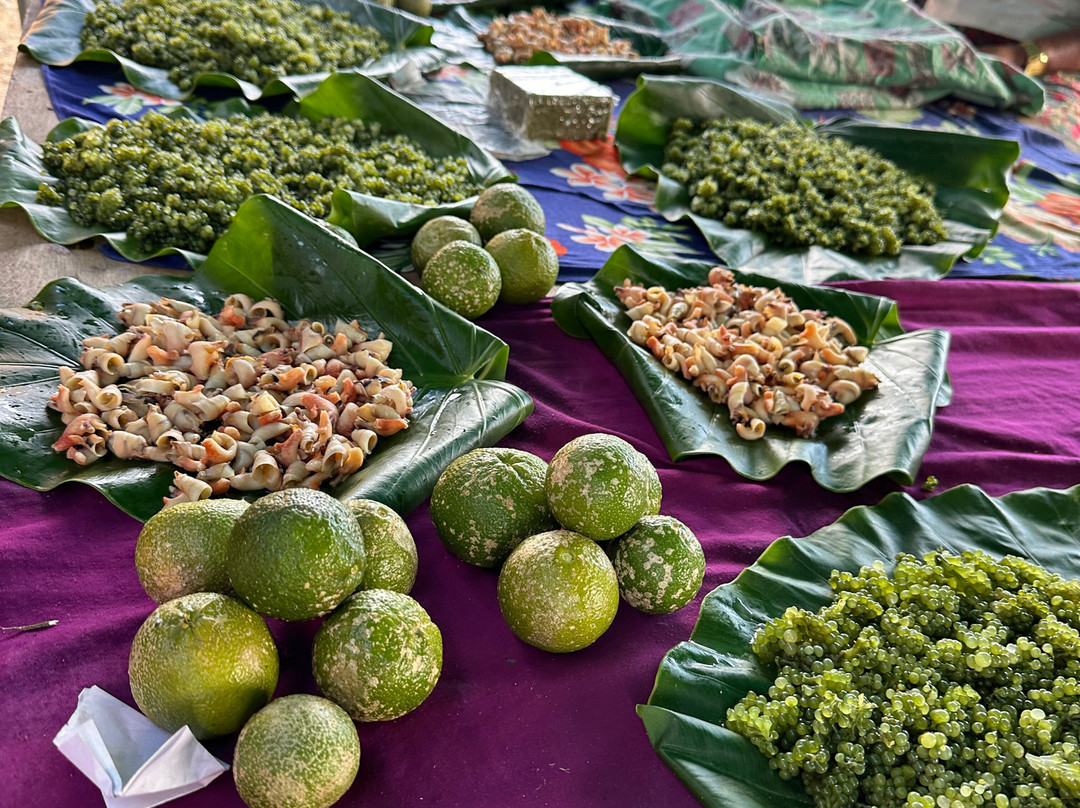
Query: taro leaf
[
  {"left": 21, "top": 0, "right": 440, "bottom": 101},
  {"left": 640, "top": 483, "right": 1080, "bottom": 808},
  {"left": 0, "top": 73, "right": 511, "bottom": 263},
  {"left": 0, "top": 195, "right": 532, "bottom": 522},
  {"left": 550, "top": 245, "right": 951, "bottom": 491},
  {"left": 614, "top": 75, "right": 1020, "bottom": 283}
]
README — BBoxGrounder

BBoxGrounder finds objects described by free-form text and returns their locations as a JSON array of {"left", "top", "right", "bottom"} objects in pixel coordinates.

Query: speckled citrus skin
[
  {"left": 610, "top": 515, "right": 704, "bottom": 615},
  {"left": 233, "top": 694, "right": 360, "bottom": 808},
  {"left": 420, "top": 240, "right": 502, "bottom": 320},
  {"left": 128, "top": 592, "right": 279, "bottom": 740},
  {"left": 497, "top": 529, "right": 619, "bottom": 653},
  {"left": 410, "top": 215, "right": 481, "bottom": 271},
  {"left": 135, "top": 499, "right": 249, "bottom": 603},
  {"left": 312, "top": 589, "right": 443, "bottom": 722},
  {"left": 347, "top": 499, "right": 418, "bottom": 594},
  {"left": 544, "top": 433, "right": 651, "bottom": 541},
  {"left": 227, "top": 489, "right": 365, "bottom": 621},
  {"left": 430, "top": 447, "right": 556, "bottom": 568},
  {"left": 469, "top": 183, "right": 545, "bottom": 243}
]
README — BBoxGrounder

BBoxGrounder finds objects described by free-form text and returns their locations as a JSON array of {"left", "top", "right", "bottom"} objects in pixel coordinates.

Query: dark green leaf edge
[
  {"left": 0, "top": 195, "right": 532, "bottom": 521},
  {"left": 640, "top": 483, "right": 1080, "bottom": 808},
  {"left": 20, "top": 0, "right": 439, "bottom": 101},
  {"left": 0, "top": 72, "right": 512, "bottom": 263},
  {"left": 550, "top": 245, "right": 952, "bottom": 491},
  {"left": 614, "top": 74, "right": 1020, "bottom": 282}
]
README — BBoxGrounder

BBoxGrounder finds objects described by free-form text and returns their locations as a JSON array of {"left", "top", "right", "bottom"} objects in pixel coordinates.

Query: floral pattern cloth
[{"left": 34, "top": 57, "right": 1080, "bottom": 281}]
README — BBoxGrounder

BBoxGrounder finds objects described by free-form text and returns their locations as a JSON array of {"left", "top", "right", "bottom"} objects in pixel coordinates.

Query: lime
[
  {"left": 610, "top": 515, "right": 704, "bottom": 614},
  {"left": 134, "top": 499, "right": 249, "bottom": 603},
  {"left": 347, "top": 499, "right": 418, "bottom": 594},
  {"left": 420, "top": 240, "right": 502, "bottom": 320},
  {"left": 233, "top": 694, "right": 360, "bottom": 808},
  {"left": 484, "top": 228, "right": 560, "bottom": 305},
  {"left": 128, "top": 592, "right": 278, "bottom": 739},
  {"left": 544, "top": 433, "right": 651, "bottom": 541},
  {"left": 312, "top": 589, "right": 442, "bottom": 722},
  {"left": 469, "top": 183, "right": 545, "bottom": 243},
  {"left": 497, "top": 530, "right": 619, "bottom": 653},
  {"left": 228, "top": 489, "right": 365, "bottom": 621},
  {"left": 429, "top": 447, "right": 556, "bottom": 568},
  {"left": 641, "top": 455, "right": 662, "bottom": 516},
  {"left": 395, "top": 0, "right": 431, "bottom": 15},
  {"left": 410, "top": 215, "right": 481, "bottom": 272}
]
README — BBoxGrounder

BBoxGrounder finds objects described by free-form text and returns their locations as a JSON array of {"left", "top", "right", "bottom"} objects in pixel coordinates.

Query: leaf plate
[
  {"left": 550, "top": 245, "right": 951, "bottom": 491},
  {"left": 615, "top": 75, "right": 1021, "bottom": 284},
  {"left": 0, "top": 195, "right": 533, "bottom": 522},
  {"left": 21, "top": 0, "right": 443, "bottom": 101},
  {"left": 639, "top": 482, "right": 1080, "bottom": 808},
  {"left": 0, "top": 72, "right": 512, "bottom": 264}
]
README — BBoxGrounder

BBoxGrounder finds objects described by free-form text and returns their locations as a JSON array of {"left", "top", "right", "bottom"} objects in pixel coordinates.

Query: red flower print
[
  {"left": 559, "top": 138, "right": 624, "bottom": 173},
  {"left": 548, "top": 238, "right": 568, "bottom": 257},
  {"left": 1036, "top": 192, "right": 1080, "bottom": 226}
]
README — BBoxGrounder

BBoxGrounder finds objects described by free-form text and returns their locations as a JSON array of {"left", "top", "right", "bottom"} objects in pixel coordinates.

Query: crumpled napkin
[{"left": 53, "top": 686, "right": 229, "bottom": 808}]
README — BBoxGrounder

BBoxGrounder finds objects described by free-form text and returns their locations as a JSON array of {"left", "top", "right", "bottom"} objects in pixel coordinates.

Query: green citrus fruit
[
  {"left": 641, "top": 454, "right": 662, "bottom": 516},
  {"left": 135, "top": 499, "right": 249, "bottom": 604},
  {"left": 484, "top": 228, "right": 560, "bottom": 305},
  {"left": 395, "top": 0, "right": 431, "bottom": 16},
  {"left": 128, "top": 592, "right": 278, "bottom": 739},
  {"left": 469, "top": 183, "right": 545, "bottom": 243},
  {"left": 429, "top": 447, "right": 556, "bottom": 568},
  {"left": 544, "top": 433, "right": 651, "bottom": 541},
  {"left": 233, "top": 694, "right": 360, "bottom": 808},
  {"left": 420, "top": 240, "right": 502, "bottom": 320},
  {"left": 228, "top": 489, "right": 365, "bottom": 621},
  {"left": 610, "top": 515, "right": 704, "bottom": 615},
  {"left": 410, "top": 215, "right": 481, "bottom": 272},
  {"left": 312, "top": 589, "right": 442, "bottom": 722},
  {"left": 497, "top": 529, "right": 619, "bottom": 653},
  {"left": 347, "top": 499, "right": 418, "bottom": 594}
]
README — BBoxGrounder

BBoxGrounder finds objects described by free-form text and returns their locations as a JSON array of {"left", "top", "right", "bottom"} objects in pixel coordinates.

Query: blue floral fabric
[{"left": 37, "top": 62, "right": 1080, "bottom": 282}]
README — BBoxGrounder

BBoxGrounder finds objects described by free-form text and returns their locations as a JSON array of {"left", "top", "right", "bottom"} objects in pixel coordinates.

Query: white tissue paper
[{"left": 53, "top": 686, "right": 229, "bottom": 808}]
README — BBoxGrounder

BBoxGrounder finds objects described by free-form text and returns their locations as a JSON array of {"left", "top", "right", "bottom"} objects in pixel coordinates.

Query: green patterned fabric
[{"left": 614, "top": 0, "right": 1044, "bottom": 111}]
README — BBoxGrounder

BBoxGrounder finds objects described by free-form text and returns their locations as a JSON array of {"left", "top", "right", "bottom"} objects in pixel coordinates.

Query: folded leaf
[
  {"left": 550, "top": 245, "right": 951, "bottom": 490},
  {"left": 0, "top": 196, "right": 532, "bottom": 521},
  {"left": 615, "top": 75, "right": 1020, "bottom": 283},
  {"left": 642, "top": 483, "right": 1080, "bottom": 808},
  {"left": 21, "top": 0, "right": 440, "bottom": 101}
]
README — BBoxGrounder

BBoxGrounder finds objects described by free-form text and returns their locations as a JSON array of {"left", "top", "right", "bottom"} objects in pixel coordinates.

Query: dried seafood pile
[
  {"left": 616, "top": 269, "right": 879, "bottom": 440},
  {"left": 479, "top": 8, "right": 638, "bottom": 65},
  {"left": 48, "top": 295, "right": 415, "bottom": 505}
]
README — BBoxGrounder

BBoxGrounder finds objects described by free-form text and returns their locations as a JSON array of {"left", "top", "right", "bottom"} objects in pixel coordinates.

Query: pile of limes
[
  {"left": 430, "top": 433, "right": 705, "bottom": 653},
  {"left": 413, "top": 183, "right": 559, "bottom": 319},
  {"left": 130, "top": 489, "right": 437, "bottom": 808}
]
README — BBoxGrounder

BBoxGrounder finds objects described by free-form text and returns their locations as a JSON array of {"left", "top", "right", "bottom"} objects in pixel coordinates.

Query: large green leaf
[
  {"left": 21, "top": 0, "right": 441, "bottom": 101},
  {"left": 0, "top": 73, "right": 511, "bottom": 262},
  {"left": 615, "top": 75, "right": 1020, "bottom": 283},
  {"left": 0, "top": 195, "right": 532, "bottom": 522},
  {"left": 550, "top": 245, "right": 951, "bottom": 491},
  {"left": 640, "top": 483, "right": 1080, "bottom": 808}
]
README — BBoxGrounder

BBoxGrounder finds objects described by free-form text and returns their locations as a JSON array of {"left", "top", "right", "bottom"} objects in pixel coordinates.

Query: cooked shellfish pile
[
  {"left": 48, "top": 294, "right": 415, "bottom": 505},
  {"left": 615, "top": 268, "right": 879, "bottom": 440},
  {"left": 479, "top": 7, "right": 638, "bottom": 65}
]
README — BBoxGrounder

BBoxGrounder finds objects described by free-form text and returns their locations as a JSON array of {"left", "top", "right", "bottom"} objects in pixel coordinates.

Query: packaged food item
[{"left": 488, "top": 66, "right": 615, "bottom": 141}]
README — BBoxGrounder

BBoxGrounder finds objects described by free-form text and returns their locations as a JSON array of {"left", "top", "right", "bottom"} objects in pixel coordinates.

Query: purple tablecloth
[{"left": 3, "top": 279, "right": 1079, "bottom": 808}]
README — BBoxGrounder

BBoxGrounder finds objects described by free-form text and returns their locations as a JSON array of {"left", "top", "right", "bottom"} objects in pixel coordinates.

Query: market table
[
  {"left": 4, "top": 277, "right": 1080, "bottom": 808},
  {"left": 4, "top": 2, "right": 1080, "bottom": 806}
]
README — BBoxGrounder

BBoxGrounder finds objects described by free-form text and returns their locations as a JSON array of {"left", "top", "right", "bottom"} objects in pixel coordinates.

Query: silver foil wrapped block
[{"left": 488, "top": 66, "right": 616, "bottom": 142}]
